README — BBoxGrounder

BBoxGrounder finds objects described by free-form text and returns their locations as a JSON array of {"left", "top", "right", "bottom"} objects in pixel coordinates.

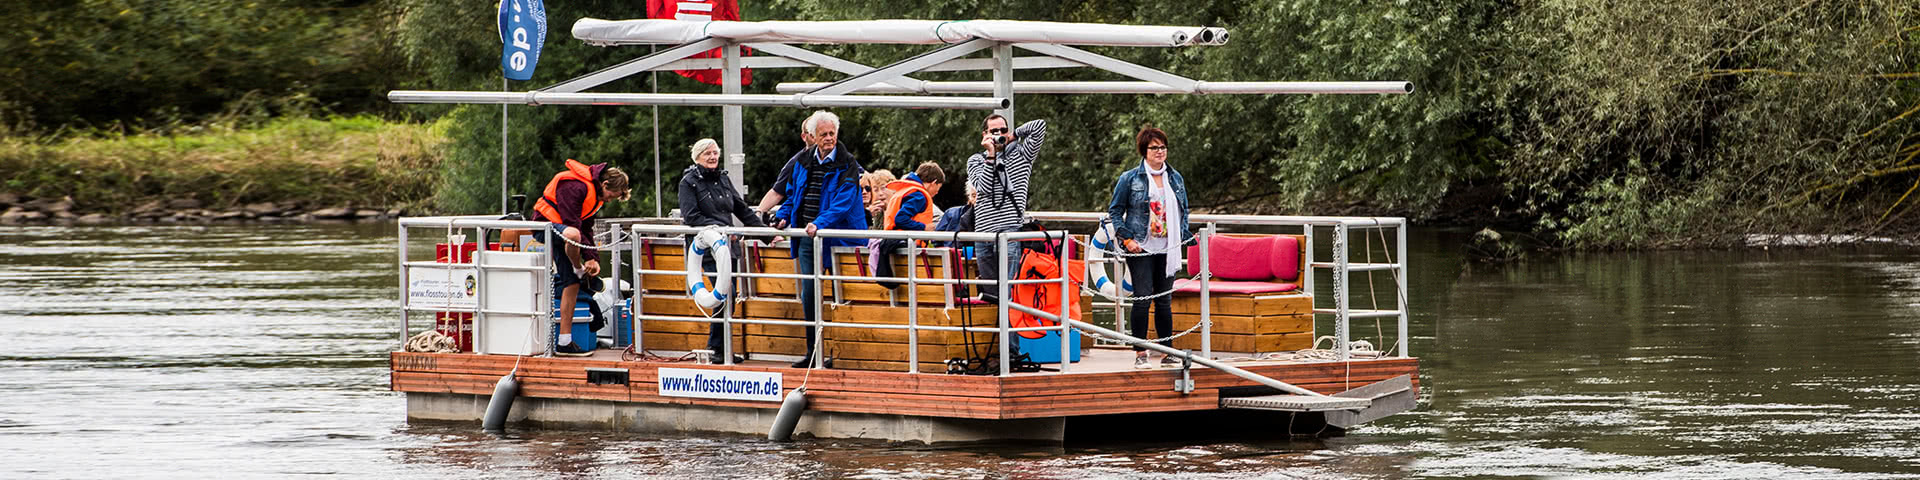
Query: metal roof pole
[
  {"left": 746, "top": 43, "right": 929, "bottom": 92},
  {"left": 542, "top": 38, "right": 726, "bottom": 93},
  {"left": 723, "top": 43, "right": 746, "bottom": 192},
  {"left": 994, "top": 43, "right": 1014, "bottom": 124},
  {"left": 810, "top": 38, "right": 994, "bottom": 96}
]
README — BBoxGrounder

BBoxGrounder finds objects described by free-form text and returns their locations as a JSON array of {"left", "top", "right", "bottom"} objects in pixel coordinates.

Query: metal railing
[
  {"left": 395, "top": 211, "right": 1410, "bottom": 376},
  {"left": 1025, "top": 211, "right": 1410, "bottom": 361},
  {"left": 619, "top": 224, "right": 1075, "bottom": 376},
  {"left": 397, "top": 216, "right": 558, "bottom": 356}
]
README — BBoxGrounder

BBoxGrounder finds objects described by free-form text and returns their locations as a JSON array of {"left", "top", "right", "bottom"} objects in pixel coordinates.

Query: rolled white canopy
[{"left": 573, "top": 19, "right": 1227, "bottom": 47}]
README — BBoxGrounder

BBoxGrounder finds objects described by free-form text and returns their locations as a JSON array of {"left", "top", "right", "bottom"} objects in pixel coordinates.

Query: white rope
[{"left": 404, "top": 330, "right": 461, "bottom": 353}]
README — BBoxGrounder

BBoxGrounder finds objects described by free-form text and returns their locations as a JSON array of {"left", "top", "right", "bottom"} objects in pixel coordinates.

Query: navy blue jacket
[{"left": 773, "top": 145, "right": 867, "bottom": 251}]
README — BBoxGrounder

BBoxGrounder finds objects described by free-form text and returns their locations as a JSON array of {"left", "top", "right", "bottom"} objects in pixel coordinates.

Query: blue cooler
[
  {"left": 1016, "top": 330, "right": 1081, "bottom": 363},
  {"left": 550, "top": 290, "right": 599, "bottom": 353}
]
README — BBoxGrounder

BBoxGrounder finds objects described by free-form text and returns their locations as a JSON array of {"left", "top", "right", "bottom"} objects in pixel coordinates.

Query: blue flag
[{"left": 498, "top": 0, "right": 547, "bottom": 81}]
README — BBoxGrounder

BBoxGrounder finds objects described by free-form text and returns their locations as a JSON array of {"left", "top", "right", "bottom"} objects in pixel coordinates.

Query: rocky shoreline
[{"left": 0, "top": 193, "right": 407, "bottom": 225}]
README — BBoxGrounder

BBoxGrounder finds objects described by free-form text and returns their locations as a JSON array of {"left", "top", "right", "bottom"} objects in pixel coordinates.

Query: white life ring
[
  {"left": 684, "top": 228, "right": 734, "bottom": 309},
  {"left": 1086, "top": 221, "right": 1134, "bottom": 297}
]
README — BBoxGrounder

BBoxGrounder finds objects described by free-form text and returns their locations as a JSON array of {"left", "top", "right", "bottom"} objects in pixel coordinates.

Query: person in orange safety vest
[{"left": 531, "top": 158, "right": 629, "bottom": 355}]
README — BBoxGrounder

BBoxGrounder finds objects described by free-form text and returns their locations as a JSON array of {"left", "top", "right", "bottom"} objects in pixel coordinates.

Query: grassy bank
[{"left": 0, "top": 116, "right": 447, "bottom": 214}]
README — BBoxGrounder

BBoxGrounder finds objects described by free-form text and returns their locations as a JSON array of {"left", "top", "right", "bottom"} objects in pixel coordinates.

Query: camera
[{"left": 991, "top": 134, "right": 1009, "bottom": 146}]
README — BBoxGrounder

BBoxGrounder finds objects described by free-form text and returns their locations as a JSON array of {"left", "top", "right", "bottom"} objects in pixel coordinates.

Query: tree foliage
[{"left": 0, "top": 0, "right": 409, "bottom": 133}]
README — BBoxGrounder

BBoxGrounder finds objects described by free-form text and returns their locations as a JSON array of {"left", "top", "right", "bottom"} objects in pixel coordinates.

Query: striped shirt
[{"left": 966, "top": 119, "right": 1048, "bottom": 233}]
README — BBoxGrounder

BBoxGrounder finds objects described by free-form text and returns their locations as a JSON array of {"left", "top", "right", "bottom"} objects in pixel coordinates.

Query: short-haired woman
[
  {"left": 1104, "top": 126, "right": 1191, "bottom": 369},
  {"left": 679, "top": 138, "right": 764, "bottom": 364}
]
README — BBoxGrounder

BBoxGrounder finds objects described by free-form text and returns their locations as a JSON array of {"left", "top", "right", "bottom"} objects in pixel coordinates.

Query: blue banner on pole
[{"left": 498, "top": 0, "right": 548, "bottom": 81}]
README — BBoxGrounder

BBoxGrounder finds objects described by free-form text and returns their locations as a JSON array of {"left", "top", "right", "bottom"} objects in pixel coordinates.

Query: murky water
[{"left": 2, "top": 224, "right": 1917, "bottom": 478}]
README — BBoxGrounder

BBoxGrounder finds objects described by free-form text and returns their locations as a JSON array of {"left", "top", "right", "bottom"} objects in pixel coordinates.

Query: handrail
[{"left": 396, "top": 211, "right": 1413, "bottom": 376}]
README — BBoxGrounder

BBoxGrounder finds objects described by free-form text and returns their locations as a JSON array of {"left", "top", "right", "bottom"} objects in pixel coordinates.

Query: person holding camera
[{"left": 964, "top": 114, "right": 1048, "bottom": 297}]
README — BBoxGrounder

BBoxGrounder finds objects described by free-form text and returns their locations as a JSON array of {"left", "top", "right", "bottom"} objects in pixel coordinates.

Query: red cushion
[
  {"left": 1185, "top": 235, "right": 1274, "bottom": 281},
  {"left": 1269, "top": 236, "right": 1301, "bottom": 282},
  {"left": 1172, "top": 279, "right": 1299, "bottom": 294}
]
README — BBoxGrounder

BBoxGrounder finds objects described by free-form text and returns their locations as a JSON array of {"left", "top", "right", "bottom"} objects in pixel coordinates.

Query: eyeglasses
[
  {"left": 988, "top": 128, "right": 1008, "bottom": 135},
  {"left": 1146, "top": 145, "right": 1168, "bottom": 151}
]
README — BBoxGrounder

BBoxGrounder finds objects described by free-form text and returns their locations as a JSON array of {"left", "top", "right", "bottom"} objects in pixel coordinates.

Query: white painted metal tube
[
  {"left": 774, "top": 81, "right": 1413, "bottom": 95},
  {"left": 1063, "top": 318, "right": 1326, "bottom": 397},
  {"left": 386, "top": 91, "right": 1009, "bottom": 110}
]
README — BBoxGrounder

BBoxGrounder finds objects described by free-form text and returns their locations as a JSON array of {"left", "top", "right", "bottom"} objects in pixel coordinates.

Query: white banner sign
[
  {"left": 407, "top": 266, "right": 478, "bottom": 309},
  {"left": 657, "top": 368, "right": 783, "bottom": 402}
]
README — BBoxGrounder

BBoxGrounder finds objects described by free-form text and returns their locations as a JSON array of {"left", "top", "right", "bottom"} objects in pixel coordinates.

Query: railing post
[
  {"left": 474, "top": 227, "right": 489, "bottom": 357},
  {"left": 397, "top": 224, "right": 409, "bottom": 348},
  {"left": 812, "top": 234, "right": 825, "bottom": 369},
  {"left": 1397, "top": 222, "right": 1410, "bottom": 357},
  {"left": 997, "top": 233, "right": 1011, "bottom": 377},
  {"left": 907, "top": 237, "right": 920, "bottom": 373},
  {"left": 1334, "top": 223, "right": 1350, "bottom": 361},
  {"left": 1200, "top": 223, "right": 1213, "bottom": 358},
  {"left": 1058, "top": 229, "right": 1072, "bottom": 373}
]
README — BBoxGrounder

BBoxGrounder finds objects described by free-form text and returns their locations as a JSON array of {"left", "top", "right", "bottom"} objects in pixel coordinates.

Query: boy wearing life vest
[
  {"left": 870, "top": 162, "right": 945, "bottom": 290},
  {"left": 882, "top": 162, "right": 945, "bottom": 232},
  {"left": 531, "top": 159, "right": 630, "bottom": 355}
]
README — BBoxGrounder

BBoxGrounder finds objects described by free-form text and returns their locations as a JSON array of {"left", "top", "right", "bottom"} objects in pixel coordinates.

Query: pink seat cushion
[
  {"left": 1269, "top": 235, "right": 1301, "bottom": 281},
  {"left": 1184, "top": 235, "right": 1275, "bottom": 281},
  {"left": 1172, "top": 279, "right": 1299, "bottom": 294}
]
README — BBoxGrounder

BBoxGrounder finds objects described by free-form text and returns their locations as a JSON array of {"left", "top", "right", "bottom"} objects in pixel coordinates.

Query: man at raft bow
[{"left": 532, "top": 158, "right": 630, "bottom": 355}]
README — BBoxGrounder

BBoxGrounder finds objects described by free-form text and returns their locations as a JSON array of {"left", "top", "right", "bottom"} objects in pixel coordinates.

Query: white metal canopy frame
[{"left": 387, "top": 18, "right": 1414, "bottom": 190}]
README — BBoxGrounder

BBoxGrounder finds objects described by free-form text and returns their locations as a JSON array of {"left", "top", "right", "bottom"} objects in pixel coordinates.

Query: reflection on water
[{"left": 1, "top": 224, "right": 1916, "bottom": 478}]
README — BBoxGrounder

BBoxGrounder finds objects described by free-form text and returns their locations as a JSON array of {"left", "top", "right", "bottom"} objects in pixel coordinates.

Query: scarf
[{"left": 1145, "top": 160, "right": 1183, "bottom": 276}]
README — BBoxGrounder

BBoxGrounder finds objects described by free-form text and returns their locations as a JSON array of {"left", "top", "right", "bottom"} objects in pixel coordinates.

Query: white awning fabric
[{"left": 572, "top": 19, "right": 1226, "bottom": 47}]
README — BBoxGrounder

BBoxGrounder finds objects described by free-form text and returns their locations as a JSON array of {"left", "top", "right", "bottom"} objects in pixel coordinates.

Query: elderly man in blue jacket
[{"left": 770, "top": 110, "right": 867, "bottom": 368}]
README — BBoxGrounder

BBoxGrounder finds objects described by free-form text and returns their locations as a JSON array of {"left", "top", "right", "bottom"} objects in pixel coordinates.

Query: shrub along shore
[{"left": 0, "top": 116, "right": 445, "bottom": 225}]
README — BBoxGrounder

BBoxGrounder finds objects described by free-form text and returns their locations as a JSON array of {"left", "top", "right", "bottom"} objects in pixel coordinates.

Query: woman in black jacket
[{"left": 678, "top": 138, "right": 763, "bottom": 364}]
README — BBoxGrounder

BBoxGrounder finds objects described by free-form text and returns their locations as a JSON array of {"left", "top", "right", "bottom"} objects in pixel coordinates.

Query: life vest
[
  {"left": 880, "top": 179, "right": 936, "bottom": 231},
  {"left": 1009, "top": 247, "right": 1086, "bottom": 339},
  {"left": 532, "top": 159, "right": 603, "bottom": 224}
]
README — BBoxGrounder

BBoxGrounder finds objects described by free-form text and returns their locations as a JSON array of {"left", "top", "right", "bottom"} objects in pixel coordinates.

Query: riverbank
[{"left": 0, "top": 116, "right": 444, "bottom": 225}]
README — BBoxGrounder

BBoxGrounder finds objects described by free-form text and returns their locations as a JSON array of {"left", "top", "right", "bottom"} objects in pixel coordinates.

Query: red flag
[{"left": 647, "top": 0, "right": 752, "bottom": 86}]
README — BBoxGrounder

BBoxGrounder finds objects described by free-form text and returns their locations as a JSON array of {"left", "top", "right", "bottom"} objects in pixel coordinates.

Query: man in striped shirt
[{"left": 966, "top": 114, "right": 1048, "bottom": 295}]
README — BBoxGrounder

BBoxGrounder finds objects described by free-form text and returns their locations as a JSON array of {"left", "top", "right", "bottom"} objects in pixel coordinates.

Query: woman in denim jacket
[{"left": 1105, "top": 126, "right": 1192, "bottom": 369}]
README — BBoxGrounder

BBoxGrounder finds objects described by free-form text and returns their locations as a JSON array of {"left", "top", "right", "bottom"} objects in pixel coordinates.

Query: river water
[{"left": 1, "top": 223, "right": 1916, "bottom": 478}]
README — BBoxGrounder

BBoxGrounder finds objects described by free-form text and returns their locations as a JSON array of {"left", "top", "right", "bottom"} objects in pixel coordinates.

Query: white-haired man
[{"left": 763, "top": 110, "right": 866, "bottom": 368}]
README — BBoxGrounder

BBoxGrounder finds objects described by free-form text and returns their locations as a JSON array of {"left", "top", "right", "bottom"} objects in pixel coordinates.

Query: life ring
[
  {"left": 1086, "top": 221, "right": 1134, "bottom": 297},
  {"left": 684, "top": 228, "right": 734, "bottom": 309}
]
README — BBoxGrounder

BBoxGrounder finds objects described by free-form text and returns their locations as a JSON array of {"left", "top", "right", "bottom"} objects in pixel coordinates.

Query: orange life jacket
[
  {"left": 532, "top": 159, "right": 602, "bottom": 224},
  {"left": 880, "top": 179, "right": 936, "bottom": 231},
  {"left": 1009, "top": 249, "right": 1086, "bottom": 339}
]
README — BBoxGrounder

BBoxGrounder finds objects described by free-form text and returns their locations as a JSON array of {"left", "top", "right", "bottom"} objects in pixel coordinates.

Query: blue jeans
[{"left": 793, "top": 241, "right": 830, "bottom": 356}]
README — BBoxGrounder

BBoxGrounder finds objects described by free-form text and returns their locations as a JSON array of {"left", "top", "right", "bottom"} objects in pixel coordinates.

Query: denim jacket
[{"left": 1105, "top": 165, "right": 1191, "bottom": 245}]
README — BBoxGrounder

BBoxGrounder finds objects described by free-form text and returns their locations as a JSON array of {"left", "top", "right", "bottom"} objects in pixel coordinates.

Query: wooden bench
[{"left": 1169, "top": 234, "right": 1314, "bottom": 354}]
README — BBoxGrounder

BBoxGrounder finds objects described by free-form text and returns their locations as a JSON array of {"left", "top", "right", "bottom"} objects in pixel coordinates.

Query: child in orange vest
[{"left": 871, "top": 162, "right": 945, "bottom": 289}]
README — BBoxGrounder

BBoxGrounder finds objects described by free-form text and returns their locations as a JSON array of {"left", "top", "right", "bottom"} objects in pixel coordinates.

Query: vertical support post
[
  {"left": 722, "top": 233, "right": 736, "bottom": 364},
  {"left": 1200, "top": 223, "right": 1213, "bottom": 358},
  {"left": 811, "top": 234, "right": 825, "bottom": 369},
  {"left": 651, "top": 45, "right": 663, "bottom": 217},
  {"left": 907, "top": 238, "right": 919, "bottom": 373},
  {"left": 502, "top": 79, "right": 509, "bottom": 216},
  {"left": 997, "top": 233, "right": 1011, "bottom": 377},
  {"left": 1334, "top": 223, "right": 1350, "bottom": 361},
  {"left": 992, "top": 43, "right": 1015, "bottom": 126},
  {"left": 629, "top": 226, "right": 643, "bottom": 348},
  {"left": 722, "top": 43, "right": 747, "bottom": 193},
  {"left": 1058, "top": 229, "right": 1072, "bottom": 373},
  {"left": 474, "top": 227, "right": 489, "bottom": 356},
  {"left": 545, "top": 231, "right": 556, "bottom": 357},
  {"left": 1302, "top": 223, "right": 1315, "bottom": 340},
  {"left": 398, "top": 225, "right": 409, "bottom": 347},
  {"left": 1397, "top": 222, "right": 1410, "bottom": 357}
]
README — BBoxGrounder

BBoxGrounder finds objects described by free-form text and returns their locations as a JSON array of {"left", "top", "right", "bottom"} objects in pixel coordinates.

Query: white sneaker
[{"left": 1133, "top": 354, "right": 1152, "bottom": 369}]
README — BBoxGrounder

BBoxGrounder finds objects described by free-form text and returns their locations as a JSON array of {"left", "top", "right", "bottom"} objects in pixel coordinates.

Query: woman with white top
[{"left": 1103, "top": 126, "right": 1192, "bottom": 369}]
